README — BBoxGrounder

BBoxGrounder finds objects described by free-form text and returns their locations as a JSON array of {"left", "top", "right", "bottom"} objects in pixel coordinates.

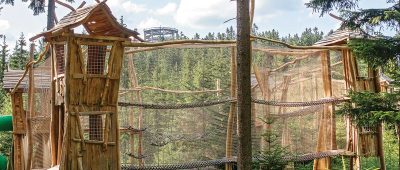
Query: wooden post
[
  {"left": 50, "top": 44, "right": 60, "bottom": 166},
  {"left": 11, "top": 91, "right": 25, "bottom": 170},
  {"left": 370, "top": 68, "right": 386, "bottom": 170},
  {"left": 128, "top": 55, "right": 144, "bottom": 165},
  {"left": 237, "top": 0, "right": 252, "bottom": 169},
  {"left": 314, "top": 50, "right": 335, "bottom": 170},
  {"left": 27, "top": 43, "right": 35, "bottom": 170},
  {"left": 279, "top": 76, "right": 291, "bottom": 148},
  {"left": 225, "top": 47, "right": 236, "bottom": 170},
  {"left": 253, "top": 65, "right": 270, "bottom": 150}
]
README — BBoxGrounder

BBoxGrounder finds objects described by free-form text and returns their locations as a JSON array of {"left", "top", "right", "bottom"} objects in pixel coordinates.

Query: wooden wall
[{"left": 58, "top": 35, "right": 124, "bottom": 170}]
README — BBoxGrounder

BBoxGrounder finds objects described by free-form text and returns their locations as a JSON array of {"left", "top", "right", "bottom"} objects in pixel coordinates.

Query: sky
[{"left": 0, "top": 0, "right": 393, "bottom": 46}]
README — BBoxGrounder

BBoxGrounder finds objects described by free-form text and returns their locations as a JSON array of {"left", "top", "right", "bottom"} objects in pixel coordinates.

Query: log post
[
  {"left": 11, "top": 91, "right": 25, "bottom": 170},
  {"left": 27, "top": 43, "right": 35, "bottom": 170},
  {"left": 225, "top": 47, "right": 237, "bottom": 170},
  {"left": 314, "top": 50, "right": 335, "bottom": 170},
  {"left": 370, "top": 68, "right": 386, "bottom": 170},
  {"left": 237, "top": 0, "right": 252, "bottom": 169}
]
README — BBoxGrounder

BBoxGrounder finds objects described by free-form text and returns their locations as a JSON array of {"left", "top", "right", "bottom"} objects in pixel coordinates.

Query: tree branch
[
  {"left": 77, "top": 1, "right": 86, "bottom": 9},
  {"left": 55, "top": 0, "right": 75, "bottom": 11}
]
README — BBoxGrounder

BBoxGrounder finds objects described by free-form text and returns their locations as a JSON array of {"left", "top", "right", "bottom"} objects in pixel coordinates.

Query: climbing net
[{"left": 118, "top": 42, "right": 349, "bottom": 169}]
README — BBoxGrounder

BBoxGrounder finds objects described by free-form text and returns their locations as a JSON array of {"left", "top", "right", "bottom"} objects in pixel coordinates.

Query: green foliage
[
  {"left": 253, "top": 118, "right": 291, "bottom": 170},
  {"left": 348, "top": 38, "right": 400, "bottom": 69},
  {"left": 337, "top": 91, "right": 400, "bottom": 127},
  {"left": 306, "top": 0, "right": 400, "bottom": 86},
  {"left": 306, "top": 0, "right": 359, "bottom": 16}
]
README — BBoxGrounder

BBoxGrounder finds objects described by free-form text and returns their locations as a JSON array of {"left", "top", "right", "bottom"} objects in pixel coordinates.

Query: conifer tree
[{"left": 9, "top": 32, "right": 28, "bottom": 70}]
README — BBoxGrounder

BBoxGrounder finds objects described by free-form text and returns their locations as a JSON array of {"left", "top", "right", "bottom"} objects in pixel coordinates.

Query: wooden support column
[
  {"left": 279, "top": 76, "right": 291, "bottom": 148},
  {"left": 370, "top": 68, "right": 386, "bottom": 170},
  {"left": 253, "top": 65, "right": 270, "bottom": 149},
  {"left": 128, "top": 55, "right": 144, "bottom": 166},
  {"left": 11, "top": 91, "right": 26, "bottom": 170},
  {"left": 225, "top": 47, "right": 236, "bottom": 170},
  {"left": 50, "top": 44, "right": 60, "bottom": 166},
  {"left": 27, "top": 43, "right": 35, "bottom": 170},
  {"left": 314, "top": 50, "right": 336, "bottom": 170},
  {"left": 237, "top": 0, "right": 252, "bottom": 168}
]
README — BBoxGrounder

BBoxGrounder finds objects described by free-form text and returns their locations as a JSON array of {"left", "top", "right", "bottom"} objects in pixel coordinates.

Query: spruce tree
[{"left": 9, "top": 33, "right": 28, "bottom": 70}]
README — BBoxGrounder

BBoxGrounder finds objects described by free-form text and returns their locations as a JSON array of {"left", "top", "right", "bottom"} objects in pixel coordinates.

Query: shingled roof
[
  {"left": 30, "top": 2, "right": 143, "bottom": 41},
  {"left": 314, "top": 28, "right": 367, "bottom": 46},
  {"left": 3, "top": 70, "right": 51, "bottom": 91}
]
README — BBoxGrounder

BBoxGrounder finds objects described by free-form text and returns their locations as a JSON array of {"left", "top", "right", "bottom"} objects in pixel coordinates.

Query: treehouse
[{"left": 22, "top": 2, "right": 142, "bottom": 170}]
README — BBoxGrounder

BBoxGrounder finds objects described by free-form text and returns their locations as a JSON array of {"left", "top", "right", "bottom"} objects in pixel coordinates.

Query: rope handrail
[
  {"left": 11, "top": 43, "right": 50, "bottom": 94},
  {"left": 119, "top": 86, "right": 223, "bottom": 94},
  {"left": 270, "top": 105, "right": 324, "bottom": 118},
  {"left": 126, "top": 153, "right": 147, "bottom": 159},
  {"left": 283, "top": 150, "right": 355, "bottom": 162},
  {"left": 118, "top": 97, "right": 348, "bottom": 109},
  {"left": 121, "top": 159, "right": 236, "bottom": 170},
  {"left": 118, "top": 98, "right": 234, "bottom": 109},
  {"left": 252, "top": 97, "right": 348, "bottom": 107}
]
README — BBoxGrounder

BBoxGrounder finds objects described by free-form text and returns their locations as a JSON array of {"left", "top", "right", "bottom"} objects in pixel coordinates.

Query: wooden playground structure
[{"left": 2, "top": 2, "right": 391, "bottom": 170}]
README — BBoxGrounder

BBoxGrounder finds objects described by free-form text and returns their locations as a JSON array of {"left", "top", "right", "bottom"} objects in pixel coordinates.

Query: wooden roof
[
  {"left": 30, "top": 2, "right": 143, "bottom": 41},
  {"left": 314, "top": 28, "right": 367, "bottom": 46},
  {"left": 3, "top": 70, "right": 51, "bottom": 91}
]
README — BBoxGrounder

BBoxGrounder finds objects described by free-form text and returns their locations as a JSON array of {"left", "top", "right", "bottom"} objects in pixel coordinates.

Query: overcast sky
[{"left": 0, "top": 0, "right": 392, "bottom": 46}]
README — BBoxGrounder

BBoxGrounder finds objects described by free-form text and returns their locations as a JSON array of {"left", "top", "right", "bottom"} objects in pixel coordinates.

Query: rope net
[
  {"left": 118, "top": 43, "right": 349, "bottom": 169},
  {"left": 251, "top": 44, "right": 347, "bottom": 156},
  {"left": 119, "top": 46, "right": 233, "bottom": 169}
]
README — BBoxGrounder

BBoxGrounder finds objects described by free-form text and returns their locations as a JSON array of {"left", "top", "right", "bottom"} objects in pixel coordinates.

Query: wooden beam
[
  {"left": 55, "top": 0, "right": 75, "bottom": 11},
  {"left": 123, "top": 39, "right": 236, "bottom": 48},
  {"left": 252, "top": 35, "right": 349, "bottom": 50}
]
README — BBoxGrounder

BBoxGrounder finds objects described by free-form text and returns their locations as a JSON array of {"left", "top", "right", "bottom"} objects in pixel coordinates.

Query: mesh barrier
[
  {"left": 81, "top": 45, "right": 111, "bottom": 75},
  {"left": 118, "top": 43, "right": 348, "bottom": 169},
  {"left": 119, "top": 46, "right": 233, "bottom": 168},
  {"left": 21, "top": 63, "right": 52, "bottom": 169}
]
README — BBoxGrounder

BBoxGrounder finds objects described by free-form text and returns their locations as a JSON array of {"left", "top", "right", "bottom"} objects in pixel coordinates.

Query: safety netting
[
  {"left": 251, "top": 43, "right": 347, "bottom": 156},
  {"left": 20, "top": 60, "right": 52, "bottom": 169},
  {"left": 119, "top": 45, "right": 235, "bottom": 169},
  {"left": 117, "top": 42, "right": 349, "bottom": 169}
]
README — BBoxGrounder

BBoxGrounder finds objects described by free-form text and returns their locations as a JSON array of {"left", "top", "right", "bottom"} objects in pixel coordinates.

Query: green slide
[
  {"left": 0, "top": 115, "right": 12, "bottom": 170},
  {"left": 0, "top": 115, "right": 12, "bottom": 132}
]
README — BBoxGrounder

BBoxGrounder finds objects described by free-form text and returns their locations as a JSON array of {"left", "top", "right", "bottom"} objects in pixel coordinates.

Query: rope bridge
[
  {"left": 121, "top": 159, "right": 236, "bottom": 170},
  {"left": 121, "top": 149, "right": 354, "bottom": 170}
]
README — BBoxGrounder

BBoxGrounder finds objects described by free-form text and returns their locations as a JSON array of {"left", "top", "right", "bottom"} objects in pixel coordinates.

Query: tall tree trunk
[
  {"left": 47, "top": 0, "right": 56, "bottom": 30},
  {"left": 236, "top": 0, "right": 252, "bottom": 169}
]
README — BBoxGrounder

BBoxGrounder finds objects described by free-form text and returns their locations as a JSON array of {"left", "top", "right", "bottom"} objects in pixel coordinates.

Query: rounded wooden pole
[{"left": 237, "top": 0, "right": 252, "bottom": 169}]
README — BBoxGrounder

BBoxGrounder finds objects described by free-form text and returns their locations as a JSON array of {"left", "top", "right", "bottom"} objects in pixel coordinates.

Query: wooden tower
[{"left": 30, "top": 2, "right": 143, "bottom": 169}]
